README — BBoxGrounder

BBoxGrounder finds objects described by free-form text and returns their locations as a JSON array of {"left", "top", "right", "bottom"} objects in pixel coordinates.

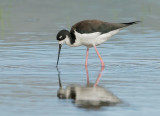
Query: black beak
[{"left": 56, "top": 44, "right": 62, "bottom": 67}]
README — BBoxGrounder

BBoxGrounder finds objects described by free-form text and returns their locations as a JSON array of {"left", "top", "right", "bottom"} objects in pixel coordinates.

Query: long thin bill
[{"left": 56, "top": 44, "right": 62, "bottom": 66}]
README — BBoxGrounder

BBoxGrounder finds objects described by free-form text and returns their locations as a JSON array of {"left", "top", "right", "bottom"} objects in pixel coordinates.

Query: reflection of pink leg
[
  {"left": 85, "top": 65, "right": 89, "bottom": 85},
  {"left": 94, "top": 66, "right": 105, "bottom": 87},
  {"left": 93, "top": 45, "right": 105, "bottom": 67},
  {"left": 85, "top": 48, "right": 89, "bottom": 66}
]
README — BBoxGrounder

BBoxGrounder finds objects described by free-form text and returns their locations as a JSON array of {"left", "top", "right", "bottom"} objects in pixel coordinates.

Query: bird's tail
[{"left": 122, "top": 21, "right": 141, "bottom": 26}]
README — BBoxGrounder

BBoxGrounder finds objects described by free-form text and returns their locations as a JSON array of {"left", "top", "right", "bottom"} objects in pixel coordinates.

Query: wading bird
[{"left": 56, "top": 20, "right": 140, "bottom": 67}]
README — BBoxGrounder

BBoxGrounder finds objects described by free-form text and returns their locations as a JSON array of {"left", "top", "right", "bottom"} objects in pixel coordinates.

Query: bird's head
[
  {"left": 56, "top": 30, "right": 70, "bottom": 66},
  {"left": 56, "top": 30, "right": 70, "bottom": 45}
]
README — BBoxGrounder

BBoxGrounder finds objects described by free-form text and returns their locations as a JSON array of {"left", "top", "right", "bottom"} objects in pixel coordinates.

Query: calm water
[{"left": 0, "top": 0, "right": 160, "bottom": 115}]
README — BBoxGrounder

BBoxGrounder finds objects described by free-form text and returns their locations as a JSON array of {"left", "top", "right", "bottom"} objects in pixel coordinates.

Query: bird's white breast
[
  {"left": 74, "top": 31, "right": 101, "bottom": 47},
  {"left": 73, "top": 29, "right": 121, "bottom": 47}
]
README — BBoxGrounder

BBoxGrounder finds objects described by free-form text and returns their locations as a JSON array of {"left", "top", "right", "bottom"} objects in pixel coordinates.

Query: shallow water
[{"left": 0, "top": 0, "right": 160, "bottom": 116}]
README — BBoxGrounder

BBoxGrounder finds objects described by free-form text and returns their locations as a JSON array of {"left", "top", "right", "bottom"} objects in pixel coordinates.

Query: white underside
[{"left": 65, "top": 29, "right": 122, "bottom": 47}]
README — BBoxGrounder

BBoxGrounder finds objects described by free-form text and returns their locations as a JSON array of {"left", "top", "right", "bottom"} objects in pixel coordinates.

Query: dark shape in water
[{"left": 57, "top": 66, "right": 121, "bottom": 108}]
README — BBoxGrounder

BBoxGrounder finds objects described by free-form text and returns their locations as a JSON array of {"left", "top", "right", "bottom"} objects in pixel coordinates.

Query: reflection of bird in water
[{"left": 57, "top": 66, "right": 121, "bottom": 108}]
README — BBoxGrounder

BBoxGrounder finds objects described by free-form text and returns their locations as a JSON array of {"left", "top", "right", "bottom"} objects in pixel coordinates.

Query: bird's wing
[{"left": 71, "top": 20, "right": 132, "bottom": 34}]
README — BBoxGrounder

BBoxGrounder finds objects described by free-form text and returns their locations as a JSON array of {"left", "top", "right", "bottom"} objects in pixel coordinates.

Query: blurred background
[{"left": 0, "top": 0, "right": 160, "bottom": 116}]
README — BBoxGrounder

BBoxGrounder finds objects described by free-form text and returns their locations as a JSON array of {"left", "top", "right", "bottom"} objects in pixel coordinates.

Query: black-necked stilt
[{"left": 56, "top": 19, "right": 140, "bottom": 67}]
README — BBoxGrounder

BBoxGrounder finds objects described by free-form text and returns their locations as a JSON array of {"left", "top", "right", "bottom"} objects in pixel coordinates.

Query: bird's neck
[
  {"left": 65, "top": 35, "right": 73, "bottom": 46},
  {"left": 65, "top": 31, "right": 81, "bottom": 47}
]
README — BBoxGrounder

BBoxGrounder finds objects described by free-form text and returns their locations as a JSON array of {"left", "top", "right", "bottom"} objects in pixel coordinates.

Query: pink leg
[
  {"left": 85, "top": 65, "right": 89, "bottom": 85},
  {"left": 93, "top": 45, "right": 105, "bottom": 67},
  {"left": 85, "top": 48, "right": 89, "bottom": 66},
  {"left": 94, "top": 66, "right": 105, "bottom": 87}
]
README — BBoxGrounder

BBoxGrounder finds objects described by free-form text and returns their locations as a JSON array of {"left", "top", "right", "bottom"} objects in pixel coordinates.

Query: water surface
[{"left": 0, "top": 0, "right": 160, "bottom": 116}]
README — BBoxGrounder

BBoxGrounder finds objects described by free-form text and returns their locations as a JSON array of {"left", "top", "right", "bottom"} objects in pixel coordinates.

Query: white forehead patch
[{"left": 59, "top": 36, "right": 62, "bottom": 39}]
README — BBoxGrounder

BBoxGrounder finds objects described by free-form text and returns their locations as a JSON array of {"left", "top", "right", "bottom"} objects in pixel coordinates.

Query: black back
[{"left": 71, "top": 20, "right": 139, "bottom": 34}]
